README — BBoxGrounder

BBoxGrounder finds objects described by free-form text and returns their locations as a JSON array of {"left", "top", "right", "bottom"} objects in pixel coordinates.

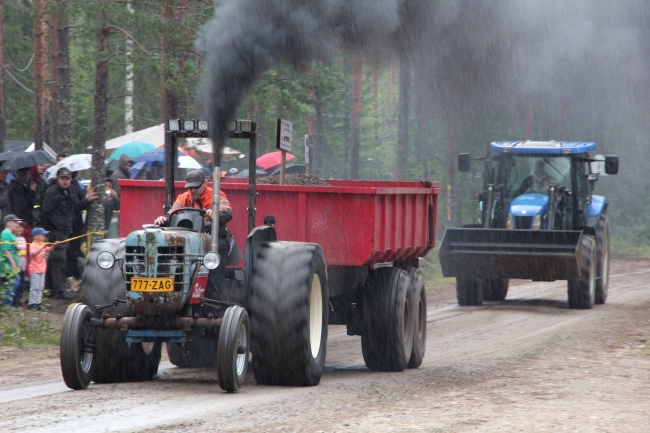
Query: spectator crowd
[{"left": 0, "top": 153, "right": 114, "bottom": 310}]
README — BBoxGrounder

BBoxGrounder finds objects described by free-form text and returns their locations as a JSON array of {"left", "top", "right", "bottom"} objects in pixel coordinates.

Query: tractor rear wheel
[
  {"left": 567, "top": 236, "right": 596, "bottom": 309},
  {"left": 456, "top": 277, "right": 483, "bottom": 306},
  {"left": 60, "top": 304, "right": 95, "bottom": 390},
  {"left": 217, "top": 306, "right": 250, "bottom": 392},
  {"left": 361, "top": 267, "right": 414, "bottom": 372},
  {"left": 83, "top": 238, "right": 161, "bottom": 383},
  {"left": 250, "top": 242, "right": 329, "bottom": 386},
  {"left": 406, "top": 268, "right": 426, "bottom": 369},
  {"left": 482, "top": 279, "right": 509, "bottom": 302},
  {"left": 595, "top": 213, "right": 610, "bottom": 304}
]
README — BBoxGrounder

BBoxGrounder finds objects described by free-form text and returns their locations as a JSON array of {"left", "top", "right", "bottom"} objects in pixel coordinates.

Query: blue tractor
[{"left": 438, "top": 141, "right": 619, "bottom": 309}]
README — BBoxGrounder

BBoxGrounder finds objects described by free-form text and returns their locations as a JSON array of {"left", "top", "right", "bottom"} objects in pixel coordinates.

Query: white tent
[
  {"left": 25, "top": 142, "right": 57, "bottom": 159},
  {"left": 105, "top": 124, "right": 165, "bottom": 150},
  {"left": 185, "top": 137, "right": 244, "bottom": 160}
]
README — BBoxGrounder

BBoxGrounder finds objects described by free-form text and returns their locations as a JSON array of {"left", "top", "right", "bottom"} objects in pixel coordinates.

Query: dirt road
[{"left": 1, "top": 259, "right": 649, "bottom": 432}]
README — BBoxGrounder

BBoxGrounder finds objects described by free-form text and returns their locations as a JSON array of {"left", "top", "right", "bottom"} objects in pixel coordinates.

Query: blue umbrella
[
  {"left": 132, "top": 147, "right": 185, "bottom": 163},
  {"left": 108, "top": 142, "right": 157, "bottom": 159}
]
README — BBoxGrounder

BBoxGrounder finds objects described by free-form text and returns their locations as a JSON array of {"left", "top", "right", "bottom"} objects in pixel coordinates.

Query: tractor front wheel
[
  {"left": 217, "top": 306, "right": 250, "bottom": 392},
  {"left": 595, "top": 213, "right": 610, "bottom": 304},
  {"left": 60, "top": 304, "right": 95, "bottom": 390},
  {"left": 456, "top": 277, "right": 483, "bottom": 306},
  {"left": 482, "top": 279, "right": 509, "bottom": 302},
  {"left": 568, "top": 236, "right": 596, "bottom": 309}
]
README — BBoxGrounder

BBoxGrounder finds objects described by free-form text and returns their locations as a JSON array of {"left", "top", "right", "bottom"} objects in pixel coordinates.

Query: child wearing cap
[
  {"left": 12, "top": 222, "right": 28, "bottom": 307},
  {"left": 28, "top": 227, "right": 54, "bottom": 310}
]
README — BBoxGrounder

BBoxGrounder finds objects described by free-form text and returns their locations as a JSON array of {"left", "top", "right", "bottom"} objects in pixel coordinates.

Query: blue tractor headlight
[
  {"left": 97, "top": 251, "right": 116, "bottom": 269},
  {"left": 203, "top": 252, "right": 220, "bottom": 270}
]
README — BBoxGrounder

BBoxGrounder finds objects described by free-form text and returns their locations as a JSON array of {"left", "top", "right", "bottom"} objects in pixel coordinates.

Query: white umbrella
[
  {"left": 46, "top": 154, "right": 92, "bottom": 180},
  {"left": 178, "top": 155, "right": 202, "bottom": 169}
]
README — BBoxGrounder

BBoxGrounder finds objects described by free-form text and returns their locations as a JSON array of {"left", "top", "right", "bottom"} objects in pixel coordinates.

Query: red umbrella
[{"left": 256, "top": 151, "right": 295, "bottom": 170}]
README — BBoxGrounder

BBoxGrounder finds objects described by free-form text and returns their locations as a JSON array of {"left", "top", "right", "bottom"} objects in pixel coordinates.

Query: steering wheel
[{"left": 168, "top": 207, "right": 207, "bottom": 218}]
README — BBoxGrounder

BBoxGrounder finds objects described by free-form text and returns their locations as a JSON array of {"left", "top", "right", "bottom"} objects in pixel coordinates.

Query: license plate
[{"left": 130, "top": 277, "right": 174, "bottom": 292}]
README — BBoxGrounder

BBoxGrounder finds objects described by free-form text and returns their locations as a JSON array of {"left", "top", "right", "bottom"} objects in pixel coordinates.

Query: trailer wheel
[
  {"left": 361, "top": 267, "right": 414, "bottom": 372},
  {"left": 217, "top": 306, "right": 250, "bottom": 392},
  {"left": 456, "top": 277, "right": 483, "bottom": 306},
  {"left": 482, "top": 279, "right": 509, "bottom": 302},
  {"left": 60, "top": 304, "right": 95, "bottom": 390},
  {"left": 595, "top": 213, "right": 610, "bottom": 304},
  {"left": 250, "top": 242, "right": 329, "bottom": 386},
  {"left": 406, "top": 268, "right": 427, "bottom": 369},
  {"left": 567, "top": 236, "right": 596, "bottom": 309}
]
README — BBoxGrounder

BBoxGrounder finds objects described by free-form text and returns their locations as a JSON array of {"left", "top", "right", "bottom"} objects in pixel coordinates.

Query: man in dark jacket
[
  {"left": 110, "top": 154, "right": 133, "bottom": 196},
  {"left": 8, "top": 167, "right": 36, "bottom": 227},
  {"left": 41, "top": 167, "right": 97, "bottom": 299}
]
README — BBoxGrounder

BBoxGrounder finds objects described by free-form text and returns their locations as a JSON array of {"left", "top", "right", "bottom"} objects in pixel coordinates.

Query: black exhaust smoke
[{"left": 197, "top": 0, "right": 428, "bottom": 165}]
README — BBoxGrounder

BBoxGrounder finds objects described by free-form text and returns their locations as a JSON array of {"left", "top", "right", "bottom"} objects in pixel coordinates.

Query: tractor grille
[
  {"left": 157, "top": 246, "right": 185, "bottom": 281},
  {"left": 514, "top": 216, "right": 533, "bottom": 229},
  {"left": 125, "top": 246, "right": 145, "bottom": 275}
]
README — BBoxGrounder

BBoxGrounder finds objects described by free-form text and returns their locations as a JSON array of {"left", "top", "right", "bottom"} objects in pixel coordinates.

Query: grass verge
[{"left": 0, "top": 307, "right": 61, "bottom": 347}]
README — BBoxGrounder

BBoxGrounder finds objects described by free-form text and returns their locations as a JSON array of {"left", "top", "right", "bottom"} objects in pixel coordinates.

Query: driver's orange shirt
[{"left": 172, "top": 186, "right": 231, "bottom": 219}]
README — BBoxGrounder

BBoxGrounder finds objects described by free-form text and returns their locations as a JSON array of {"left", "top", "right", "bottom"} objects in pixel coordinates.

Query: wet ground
[{"left": 1, "top": 259, "right": 649, "bottom": 432}]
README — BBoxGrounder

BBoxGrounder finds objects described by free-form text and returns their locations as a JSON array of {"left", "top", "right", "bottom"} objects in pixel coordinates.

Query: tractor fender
[{"left": 587, "top": 195, "right": 607, "bottom": 227}]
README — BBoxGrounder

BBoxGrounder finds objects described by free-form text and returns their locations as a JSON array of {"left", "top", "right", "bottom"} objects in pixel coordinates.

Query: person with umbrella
[{"left": 8, "top": 167, "right": 37, "bottom": 230}]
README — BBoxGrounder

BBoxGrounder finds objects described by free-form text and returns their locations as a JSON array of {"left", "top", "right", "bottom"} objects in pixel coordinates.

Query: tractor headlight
[
  {"left": 197, "top": 120, "right": 208, "bottom": 132},
  {"left": 97, "top": 251, "right": 116, "bottom": 269},
  {"left": 168, "top": 119, "right": 180, "bottom": 132},
  {"left": 506, "top": 213, "right": 514, "bottom": 229},
  {"left": 183, "top": 119, "right": 195, "bottom": 132},
  {"left": 532, "top": 214, "right": 541, "bottom": 230},
  {"left": 203, "top": 251, "right": 220, "bottom": 270}
]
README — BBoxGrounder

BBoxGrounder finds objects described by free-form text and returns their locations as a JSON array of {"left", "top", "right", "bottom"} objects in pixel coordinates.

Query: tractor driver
[
  {"left": 154, "top": 169, "right": 233, "bottom": 254},
  {"left": 514, "top": 160, "right": 558, "bottom": 196}
]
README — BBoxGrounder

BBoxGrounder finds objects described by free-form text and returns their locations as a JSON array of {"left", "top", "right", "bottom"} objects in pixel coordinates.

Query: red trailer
[{"left": 119, "top": 178, "right": 439, "bottom": 268}]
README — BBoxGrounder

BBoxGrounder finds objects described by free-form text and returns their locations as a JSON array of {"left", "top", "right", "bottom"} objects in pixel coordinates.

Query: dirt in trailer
[
  {"left": 0, "top": 259, "right": 649, "bottom": 432},
  {"left": 257, "top": 173, "right": 330, "bottom": 186}
]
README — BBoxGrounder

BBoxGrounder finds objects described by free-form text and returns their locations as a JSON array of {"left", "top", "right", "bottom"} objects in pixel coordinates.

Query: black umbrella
[
  {"left": 0, "top": 150, "right": 54, "bottom": 170},
  {"left": 0, "top": 151, "right": 24, "bottom": 163}
]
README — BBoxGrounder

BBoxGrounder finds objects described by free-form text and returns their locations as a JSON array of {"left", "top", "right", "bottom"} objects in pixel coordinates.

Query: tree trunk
[
  {"left": 373, "top": 64, "right": 380, "bottom": 145},
  {"left": 444, "top": 91, "right": 456, "bottom": 225},
  {"left": 349, "top": 51, "right": 362, "bottom": 180},
  {"left": 313, "top": 90, "right": 323, "bottom": 176},
  {"left": 397, "top": 55, "right": 410, "bottom": 180},
  {"left": 0, "top": 0, "right": 5, "bottom": 152},
  {"left": 34, "top": 0, "right": 48, "bottom": 151},
  {"left": 125, "top": 1, "right": 135, "bottom": 134},
  {"left": 56, "top": 0, "right": 72, "bottom": 155},
  {"left": 415, "top": 62, "right": 429, "bottom": 181},
  {"left": 49, "top": 12, "right": 59, "bottom": 150},
  {"left": 87, "top": 12, "right": 111, "bottom": 243}
]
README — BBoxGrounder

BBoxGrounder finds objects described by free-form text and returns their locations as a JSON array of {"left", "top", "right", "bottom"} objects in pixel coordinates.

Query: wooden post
[{"left": 279, "top": 150, "right": 286, "bottom": 184}]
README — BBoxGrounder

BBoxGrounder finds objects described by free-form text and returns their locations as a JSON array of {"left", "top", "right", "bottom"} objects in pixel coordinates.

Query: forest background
[{"left": 2, "top": 0, "right": 650, "bottom": 255}]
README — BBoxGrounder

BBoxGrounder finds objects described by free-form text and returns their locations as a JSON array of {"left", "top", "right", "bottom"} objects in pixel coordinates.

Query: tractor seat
[{"left": 170, "top": 212, "right": 205, "bottom": 232}]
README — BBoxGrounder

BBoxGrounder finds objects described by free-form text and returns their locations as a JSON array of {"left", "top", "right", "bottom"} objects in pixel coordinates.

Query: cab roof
[{"left": 491, "top": 141, "right": 595, "bottom": 155}]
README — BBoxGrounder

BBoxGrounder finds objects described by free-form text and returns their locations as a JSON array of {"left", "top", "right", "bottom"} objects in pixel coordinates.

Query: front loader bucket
[{"left": 438, "top": 228, "right": 588, "bottom": 281}]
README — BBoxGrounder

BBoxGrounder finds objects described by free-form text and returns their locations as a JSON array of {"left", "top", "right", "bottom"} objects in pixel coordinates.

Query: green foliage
[{"left": 0, "top": 307, "right": 61, "bottom": 347}]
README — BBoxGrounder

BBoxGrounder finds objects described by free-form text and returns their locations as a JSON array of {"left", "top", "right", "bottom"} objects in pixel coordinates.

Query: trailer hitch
[{"left": 94, "top": 298, "right": 126, "bottom": 313}]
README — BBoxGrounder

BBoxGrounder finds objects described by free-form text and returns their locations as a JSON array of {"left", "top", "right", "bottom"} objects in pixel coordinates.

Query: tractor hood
[
  {"left": 511, "top": 194, "right": 549, "bottom": 217},
  {"left": 510, "top": 194, "right": 548, "bottom": 229}
]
